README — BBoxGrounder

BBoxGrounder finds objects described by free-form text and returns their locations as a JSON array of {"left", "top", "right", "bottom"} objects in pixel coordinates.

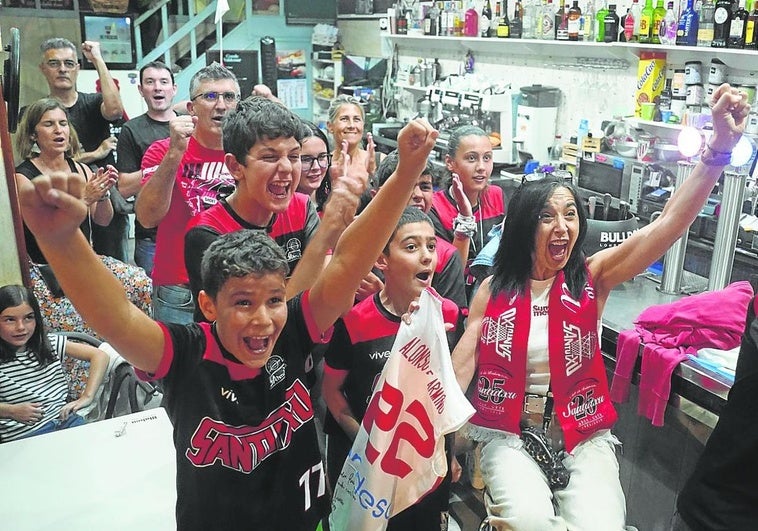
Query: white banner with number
[{"left": 329, "top": 289, "right": 475, "bottom": 531}]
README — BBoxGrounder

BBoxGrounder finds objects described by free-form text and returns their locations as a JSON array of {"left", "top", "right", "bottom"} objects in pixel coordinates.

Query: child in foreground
[
  {"left": 17, "top": 119, "right": 438, "bottom": 530},
  {"left": 0, "top": 284, "right": 108, "bottom": 442}
]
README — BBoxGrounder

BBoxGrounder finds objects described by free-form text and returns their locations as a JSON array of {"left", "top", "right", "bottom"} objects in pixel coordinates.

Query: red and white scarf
[{"left": 469, "top": 270, "right": 617, "bottom": 452}]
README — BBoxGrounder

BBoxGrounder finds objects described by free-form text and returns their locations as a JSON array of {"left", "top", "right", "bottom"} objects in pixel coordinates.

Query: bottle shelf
[{"left": 384, "top": 34, "right": 758, "bottom": 70}]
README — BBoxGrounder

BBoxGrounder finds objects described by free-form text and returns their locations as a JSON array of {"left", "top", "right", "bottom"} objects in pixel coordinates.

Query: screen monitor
[{"left": 79, "top": 13, "right": 137, "bottom": 70}]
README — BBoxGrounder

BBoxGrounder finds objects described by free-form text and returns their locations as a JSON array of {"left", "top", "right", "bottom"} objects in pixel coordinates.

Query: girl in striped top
[{"left": 0, "top": 285, "right": 108, "bottom": 442}]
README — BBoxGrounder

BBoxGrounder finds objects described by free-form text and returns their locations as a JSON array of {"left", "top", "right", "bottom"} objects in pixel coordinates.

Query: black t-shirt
[
  {"left": 66, "top": 91, "right": 118, "bottom": 168},
  {"left": 16, "top": 158, "right": 91, "bottom": 263},
  {"left": 154, "top": 293, "right": 330, "bottom": 530},
  {"left": 677, "top": 296, "right": 758, "bottom": 531},
  {"left": 117, "top": 113, "right": 174, "bottom": 240}
]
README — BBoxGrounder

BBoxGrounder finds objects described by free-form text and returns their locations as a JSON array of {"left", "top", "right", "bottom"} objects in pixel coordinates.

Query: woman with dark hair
[
  {"left": 429, "top": 125, "right": 506, "bottom": 295},
  {"left": 15, "top": 98, "right": 117, "bottom": 264},
  {"left": 297, "top": 120, "right": 332, "bottom": 212},
  {"left": 451, "top": 84, "right": 750, "bottom": 530},
  {"left": 0, "top": 285, "right": 108, "bottom": 442}
]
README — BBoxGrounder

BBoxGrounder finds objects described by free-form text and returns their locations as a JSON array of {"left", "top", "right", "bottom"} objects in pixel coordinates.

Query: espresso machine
[
  {"left": 515, "top": 85, "right": 561, "bottom": 164},
  {"left": 428, "top": 86, "right": 518, "bottom": 164}
]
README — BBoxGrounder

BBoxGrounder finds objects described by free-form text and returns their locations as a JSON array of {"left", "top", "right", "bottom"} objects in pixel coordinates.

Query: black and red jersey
[
  {"left": 185, "top": 194, "right": 319, "bottom": 320},
  {"left": 141, "top": 292, "right": 330, "bottom": 531}
]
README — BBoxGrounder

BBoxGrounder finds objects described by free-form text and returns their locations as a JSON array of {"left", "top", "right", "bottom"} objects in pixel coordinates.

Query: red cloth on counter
[{"left": 610, "top": 281, "right": 753, "bottom": 426}]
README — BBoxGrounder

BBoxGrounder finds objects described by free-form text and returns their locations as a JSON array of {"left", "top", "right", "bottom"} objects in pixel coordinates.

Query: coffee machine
[
  {"left": 515, "top": 85, "right": 561, "bottom": 164},
  {"left": 429, "top": 86, "right": 519, "bottom": 164}
]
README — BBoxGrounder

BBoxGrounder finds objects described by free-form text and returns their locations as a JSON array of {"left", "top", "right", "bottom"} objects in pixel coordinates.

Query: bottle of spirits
[
  {"left": 639, "top": 0, "right": 654, "bottom": 42},
  {"left": 630, "top": 0, "right": 643, "bottom": 40},
  {"left": 604, "top": 3, "right": 620, "bottom": 40},
  {"left": 652, "top": 0, "right": 667, "bottom": 42},
  {"left": 522, "top": 0, "right": 535, "bottom": 37},
  {"left": 512, "top": 0, "right": 524, "bottom": 36},
  {"left": 465, "top": 0, "right": 479, "bottom": 36},
  {"left": 397, "top": 9, "right": 409, "bottom": 34},
  {"left": 582, "top": 0, "right": 596, "bottom": 40},
  {"left": 596, "top": 0, "right": 609, "bottom": 40},
  {"left": 568, "top": 0, "right": 583, "bottom": 38},
  {"left": 499, "top": 0, "right": 512, "bottom": 36},
  {"left": 481, "top": 0, "right": 494, "bottom": 36},
  {"left": 543, "top": 0, "right": 557, "bottom": 38},
  {"left": 746, "top": 0, "right": 758, "bottom": 48},
  {"left": 729, "top": 0, "right": 749, "bottom": 46},
  {"left": 556, "top": 0, "right": 570, "bottom": 38},
  {"left": 492, "top": 0, "right": 503, "bottom": 36},
  {"left": 660, "top": 1, "right": 679, "bottom": 43},
  {"left": 698, "top": 0, "right": 716, "bottom": 45},
  {"left": 677, "top": 0, "right": 700, "bottom": 45},
  {"left": 624, "top": 8, "right": 636, "bottom": 40},
  {"left": 712, "top": 0, "right": 734, "bottom": 46}
]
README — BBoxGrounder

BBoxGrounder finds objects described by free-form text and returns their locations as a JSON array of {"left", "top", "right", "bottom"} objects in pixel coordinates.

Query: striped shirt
[{"left": 0, "top": 334, "right": 68, "bottom": 442}]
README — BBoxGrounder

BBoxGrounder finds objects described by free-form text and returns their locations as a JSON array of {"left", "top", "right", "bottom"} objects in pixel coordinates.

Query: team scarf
[{"left": 469, "top": 270, "right": 617, "bottom": 452}]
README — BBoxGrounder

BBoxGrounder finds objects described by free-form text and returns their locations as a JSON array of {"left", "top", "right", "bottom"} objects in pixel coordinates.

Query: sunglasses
[
  {"left": 190, "top": 91, "right": 240, "bottom": 103},
  {"left": 520, "top": 169, "right": 574, "bottom": 186}
]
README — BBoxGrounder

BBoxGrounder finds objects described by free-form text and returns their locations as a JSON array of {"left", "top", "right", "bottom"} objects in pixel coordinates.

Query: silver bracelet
[{"left": 453, "top": 214, "right": 477, "bottom": 238}]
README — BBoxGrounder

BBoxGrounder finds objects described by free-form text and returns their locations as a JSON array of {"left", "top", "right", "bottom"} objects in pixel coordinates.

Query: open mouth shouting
[
  {"left": 268, "top": 181, "right": 292, "bottom": 202},
  {"left": 549, "top": 240, "right": 570, "bottom": 263},
  {"left": 415, "top": 270, "right": 433, "bottom": 286}
]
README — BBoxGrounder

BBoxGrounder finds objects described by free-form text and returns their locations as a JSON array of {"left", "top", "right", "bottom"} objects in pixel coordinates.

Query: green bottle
[
  {"left": 652, "top": 0, "right": 667, "bottom": 42},
  {"left": 596, "top": 0, "right": 609, "bottom": 40},
  {"left": 639, "top": 0, "right": 654, "bottom": 42}
]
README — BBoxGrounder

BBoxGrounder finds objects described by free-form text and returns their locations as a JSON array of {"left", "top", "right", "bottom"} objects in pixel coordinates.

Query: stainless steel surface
[
  {"left": 708, "top": 170, "right": 747, "bottom": 291},
  {"left": 659, "top": 161, "right": 694, "bottom": 294}
]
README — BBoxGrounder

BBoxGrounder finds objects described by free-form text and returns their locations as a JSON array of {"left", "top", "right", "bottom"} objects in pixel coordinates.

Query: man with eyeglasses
[
  {"left": 35, "top": 37, "right": 127, "bottom": 262},
  {"left": 135, "top": 63, "right": 239, "bottom": 324},
  {"left": 115, "top": 61, "right": 179, "bottom": 277}
]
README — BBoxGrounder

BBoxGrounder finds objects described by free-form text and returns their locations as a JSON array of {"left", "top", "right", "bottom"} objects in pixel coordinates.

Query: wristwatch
[{"left": 700, "top": 144, "right": 732, "bottom": 167}]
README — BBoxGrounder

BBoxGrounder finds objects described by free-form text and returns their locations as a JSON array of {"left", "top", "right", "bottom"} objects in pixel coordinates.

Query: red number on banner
[{"left": 362, "top": 381, "right": 436, "bottom": 478}]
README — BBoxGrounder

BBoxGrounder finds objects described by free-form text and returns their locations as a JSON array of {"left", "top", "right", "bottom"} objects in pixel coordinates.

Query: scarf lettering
[{"left": 481, "top": 307, "right": 517, "bottom": 361}]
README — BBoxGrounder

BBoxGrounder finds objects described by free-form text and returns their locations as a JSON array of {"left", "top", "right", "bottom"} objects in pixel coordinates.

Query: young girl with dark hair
[{"left": 0, "top": 285, "right": 108, "bottom": 442}]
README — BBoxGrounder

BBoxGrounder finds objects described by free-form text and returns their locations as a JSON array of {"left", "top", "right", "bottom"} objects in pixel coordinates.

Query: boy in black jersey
[
  {"left": 322, "top": 207, "right": 465, "bottom": 530},
  {"left": 17, "top": 119, "right": 439, "bottom": 531}
]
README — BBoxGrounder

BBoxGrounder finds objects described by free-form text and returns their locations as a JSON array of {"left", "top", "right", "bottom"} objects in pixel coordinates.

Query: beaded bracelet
[
  {"left": 700, "top": 144, "right": 732, "bottom": 167},
  {"left": 453, "top": 214, "right": 477, "bottom": 238}
]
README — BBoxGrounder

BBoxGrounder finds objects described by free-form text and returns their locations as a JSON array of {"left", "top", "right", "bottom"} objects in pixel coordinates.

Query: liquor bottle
[
  {"left": 728, "top": 0, "right": 749, "bottom": 46},
  {"left": 542, "top": 0, "right": 557, "bottom": 38},
  {"left": 582, "top": 0, "right": 596, "bottom": 40},
  {"left": 465, "top": 0, "right": 479, "bottom": 36},
  {"left": 492, "top": 0, "right": 502, "bottom": 35},
  {"left": 556, "top": 0, "right": 570, "bottom": 38},
  {"left": 604, "top": 3, "right": 620, "bottom": 40},
  {"left": 652, "top": 0, "right": 667, "bottom": 43},
  {"left": 698, "top": 0, "right": 716, "bottom": 45},
  {"left": 454, "top": 1, "right": 465, "bottom": 36},
  {"left": 660, "top": 1, "right": 679, "bottom": 43},
  {"left": 624, "top": 8, "right": 636, "bottom": 40},
  {"left": 499, "top": 0, "right": 513, "bottom": 36},
  {"left": 639, "top": 0, "right": 654, "bottom": 42},
  {"left": 523, "top": 0, "right": 535, "bottom": 37},
  {"left": 424, "top": 6, "right": 434, "bottom": 34},
  {"left": 712, "top": 0, "right": 734, "bottom": 46},
  {"left": 481, "top": 0, "right": 493, "bottom": 36},
  {"left": 630, "top": 0, "right": 643, "bottom": 40},
  {"left": 677, "top": 0, "right": 700, "bottom": 45},
  {"left": 746, "top": 0, "right": 758, "bottom": 48},
  {"left": 397, "top": 9, "right": 409, "bottom": 34},
  {"left": 512, "top": 0, "right": 524, "bottom": 36},
  {"left": 596, "top": 0, "right": 609, "bottom": 40},
  {"left": 568, "top": 0, "right": 583, "bottom": 38}
]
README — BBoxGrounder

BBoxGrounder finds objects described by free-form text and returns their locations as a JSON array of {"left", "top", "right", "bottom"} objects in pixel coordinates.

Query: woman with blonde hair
[{"left": 15, "top": 98, "right": 117, "bottom": 264}]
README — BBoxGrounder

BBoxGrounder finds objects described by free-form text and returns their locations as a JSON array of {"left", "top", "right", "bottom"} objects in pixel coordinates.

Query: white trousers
[{"left": 479, "top": 429, "right": 627, "bottom": 531}]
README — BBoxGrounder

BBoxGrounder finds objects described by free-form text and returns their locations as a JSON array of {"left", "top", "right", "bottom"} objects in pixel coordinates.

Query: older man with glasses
[
  {"left": 135, "top": 63, "right": 240, "bottom": 324},
  {"left": 31, "top": 37, "right": 128, "bottom": 262}
]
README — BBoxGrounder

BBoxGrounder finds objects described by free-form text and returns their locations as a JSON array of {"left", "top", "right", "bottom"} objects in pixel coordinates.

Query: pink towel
[{"left": 610, "top": 281, "right": 753, "bottom": 426}]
